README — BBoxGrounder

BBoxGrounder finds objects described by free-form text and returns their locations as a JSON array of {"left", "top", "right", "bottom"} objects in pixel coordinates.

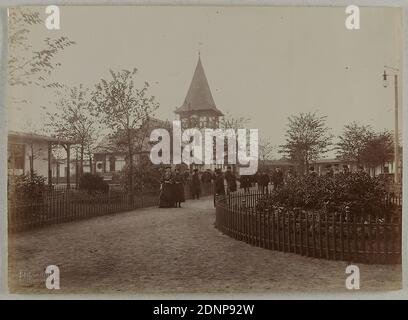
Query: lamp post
[{"left": 382, "top": 66, "right": 400, "bottom": 184}]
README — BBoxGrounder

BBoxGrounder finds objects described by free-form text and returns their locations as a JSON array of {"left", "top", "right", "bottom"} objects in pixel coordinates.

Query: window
[
  {"left": 181, "top": 118, "right": 188, "bottom": 129},
  {"left": 190, "top": 115, "right": 199, "bottom": 128},
  {"left": 8, "top": 143, "right": 25, "bottom": 170},
  {"left": 199, "top": 116, "right": 207, "bottom": 128},
  {"left": 109, "top": 156, "right": 116, "bottom": 172}
]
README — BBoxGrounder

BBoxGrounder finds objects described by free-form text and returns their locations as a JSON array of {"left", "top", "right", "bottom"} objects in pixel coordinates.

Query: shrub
[
  {"left": 120, "top": 158, "right": 162, "bottom": 193},
  {"left": 256, "top": 172, "right": 390, "bottom": 217},
  {"left": 8, "top": 173, "right": 46, "bottom": 201},
  {"left": 79, "top": 173, "right": 109, "bottom": 195}
]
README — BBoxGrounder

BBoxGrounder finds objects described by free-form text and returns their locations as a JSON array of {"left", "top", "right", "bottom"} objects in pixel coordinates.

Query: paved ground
[{"left": 8, "top": 197, "right": 401, "bottom": 294}]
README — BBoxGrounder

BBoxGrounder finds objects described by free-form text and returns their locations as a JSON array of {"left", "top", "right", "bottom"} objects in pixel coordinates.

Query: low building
[
  {"left": 52, "top": 158, "right": 92, "bottom": 184},
  {"left": 8, "top": 131, "right": 75, "bottom": 186},
  {"left": 93, "top": 117, "right": 169, "bottom": 183}
]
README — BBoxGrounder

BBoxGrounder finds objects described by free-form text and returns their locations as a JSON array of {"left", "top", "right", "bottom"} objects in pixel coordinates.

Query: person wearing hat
[
  {"left": 260, "top": 169, "right": 271, "bottom": 193},
  {"left": 286, "top": 166, "right": 297, "bottom": 181},
  {"left": 224, "top": 166, "right": 237, "bottom": 194},
  {"left": 272, "top": 167, "right": 283, "bottom": 190},
  {"left": 173, "top": 168, "right": 185, "bottom": 207},
  {"left": 325, "top": 164, "right": 334, "bottom": 177},
  {"left": 214, "top": 168, "right": 225, "bottom": 207},
  {"left": 309, "top": 166, "right": 318, "bottom": 178},
  {"left": 190, "top": 168, "right": 201, "bottom": 199},
  {"left": 342, "top": 164, "right": 350, "bottom": 174},
  {"left": 240, "top": 174, "right": 251, "bottom": 193}
]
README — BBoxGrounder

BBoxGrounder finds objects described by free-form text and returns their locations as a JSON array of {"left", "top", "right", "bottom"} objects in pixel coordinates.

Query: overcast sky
[{"left": 8, "top": 5, "right": 403, "bottom": 158}]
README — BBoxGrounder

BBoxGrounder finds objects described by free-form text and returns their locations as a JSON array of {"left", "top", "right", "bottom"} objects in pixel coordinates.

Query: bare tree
[
  {"left": 219, "top": 111, "right": 250, "bottom": 131},
  {"left": 21, "top": 120, "right": 46, "bottom": 178},
  {"left": 258, "top": 138, "right": 275, "bottom": 168},
  {"left": 279, "top": 112, "right": 333, "bottom": 175},
  {"left": 46, "top": 84, "right": 99, "bottom": 176},
  {"left": 8, "top": 7, "right": 75, "bottom": 90},
  {"left": 92, "top": 69, "right": 159, "bottom": 191},
  {"left": 219, "top": 112, "right": 250, "bottom": 172}
]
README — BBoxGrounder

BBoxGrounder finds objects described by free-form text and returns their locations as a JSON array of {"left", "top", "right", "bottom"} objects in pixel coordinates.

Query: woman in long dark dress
[
  {"left": 159, "top": 167, "right": 175, "bottom": 208},
  {"left": 173, "top": 168, "right": 185, "bottom": 207}
]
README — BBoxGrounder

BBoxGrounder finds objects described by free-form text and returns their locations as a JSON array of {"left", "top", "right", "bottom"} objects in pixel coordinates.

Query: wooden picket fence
[
  {"left": 8, "top": 182, "right": 214, "bottom": 232},
  {"left": 215, "top": 189, "right": 402, "bottom": 264}
]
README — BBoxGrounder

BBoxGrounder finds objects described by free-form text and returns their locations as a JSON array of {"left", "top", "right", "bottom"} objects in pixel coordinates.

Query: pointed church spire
[{"left": 175, "top": 55, "right": 223, "bottom": 116}]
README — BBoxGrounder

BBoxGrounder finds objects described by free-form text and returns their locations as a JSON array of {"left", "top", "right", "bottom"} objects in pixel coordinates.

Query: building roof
[
  {"left": 175, "top": 56, "right": 223, "bottom": 116},
  {"left": 311, "top": 158, "right": 355, "bottom": 164},
  {"left": 94, "top": 117, "right": 169, "bottom": 154},
  {"left": 8, "top": 130, "right": 75, "bottom": 145},
  {"left": 262, "top": 159, "right": 294, "bottom": 166}
]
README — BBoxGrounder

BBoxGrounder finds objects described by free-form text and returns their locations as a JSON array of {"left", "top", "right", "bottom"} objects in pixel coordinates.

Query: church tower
[{"left": 175, "top": 55, "right": 223, "bottom": 129}]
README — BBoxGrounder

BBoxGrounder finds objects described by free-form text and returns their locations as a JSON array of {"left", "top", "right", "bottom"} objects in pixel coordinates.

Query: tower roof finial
[{"left": 198, "top": 41, "right": 203, "bottom": 59}]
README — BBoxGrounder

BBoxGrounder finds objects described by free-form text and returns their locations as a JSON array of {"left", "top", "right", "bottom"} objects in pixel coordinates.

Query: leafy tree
[
  {"left": 279, "top": 112, "right": 332, "bottom": 175},
  {"left": 46, "top": 84, "right": 99, "bottom": 176},
  {"left": 92, "top": 69, "right": 159, "bottom": 192},
  {"left": 336, "top": 122, "right": 374, "bottom": 164},
  {"left": 360, "top": 130, "right": 394, "bottom": 174},
  {"left": 8, "top": 7, "right": 75, "bottom": 89}
]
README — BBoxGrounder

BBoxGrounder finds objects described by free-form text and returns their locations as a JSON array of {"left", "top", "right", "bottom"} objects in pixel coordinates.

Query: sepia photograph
[{"left": 4, "top": 4, "right": 404, "bottom": 296}]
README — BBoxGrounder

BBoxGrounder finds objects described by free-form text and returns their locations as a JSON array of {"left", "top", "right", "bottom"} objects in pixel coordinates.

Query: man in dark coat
[
  {"left": 272, "top": 167, "right": 283, "bottom": 190},
  {"left": 201, "top": 169, "right": 213, "bottom": 183},
  {"left": 286, "top": 166, "right": 297, "bottom": 181},
  {"left": 214, "top": 169, "right": 225, "bottom": 207},
  {"left": 309, "top": 166, "right": 318, "bottom": 178},
  {"left": 259, "top": 170, "right": 270, "bottom": 193},
  {"left": 342, "top": 164, "right": 350, "bottom": 175},
  {"left": 325, "top": 165, "right": 334, "bottom": 177},
  {"left": 224, "top": 166, "right": 237, "bottom": 194},
  {"left": 240, "top": 175, "right": 251, "bottom": 193},
  {"left": 190, "top": 168, "right": 201, "bottom": 199}
]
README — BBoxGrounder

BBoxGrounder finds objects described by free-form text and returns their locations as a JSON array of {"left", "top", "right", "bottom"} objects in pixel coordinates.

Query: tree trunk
[
  {"left": 56, "top": 162, "right": 60, "bottom": 184},
  {"left": 75, "top": 151, "right": 79, "bottom": 188},
  {"left": 29, "top": 144, "right": 34, "bottom": 178},
  {"left": 29, "top": 156, "right": 34, "bottom": 178},
  {"left": 127, "top": 133, "right": 134, "bottom": 193},
  {"left": 304, "top": 158, "right": 309, "bottom": 176},
  {"left": 89, "top": 152, "right": 93, "bottom": 174},
  {"left": 80, "top": 144, "right": 84, "bottom": 177}
]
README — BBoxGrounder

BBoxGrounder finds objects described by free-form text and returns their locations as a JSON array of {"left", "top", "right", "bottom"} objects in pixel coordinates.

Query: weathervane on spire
[{"left": 198, "top": 41, "right": 203, "bottom": 57}]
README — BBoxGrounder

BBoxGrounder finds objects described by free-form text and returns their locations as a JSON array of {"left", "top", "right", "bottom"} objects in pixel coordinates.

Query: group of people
[
  {"left": 159, "top": 166, "right": 211, "bottom": 208},
  {"left": 239, "top": 167, "right": 287, "bottom": 193},
  {"left": 308, "top": 164, "right": 353, "bottom": 178},
  {"left": 159, "top": 164, "right": 371, "bottom": 208},
  {"left": 158, "top": 166, "right": 240, "bottom": 208},
  {"left": 158, "top": 167, "right": 187, "bottom": 208}
]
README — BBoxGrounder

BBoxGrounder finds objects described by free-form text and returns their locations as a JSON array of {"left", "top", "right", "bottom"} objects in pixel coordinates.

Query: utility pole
[
  {"left": 382, "top": 67, "right": 400, "bottom": 184},
  {"left": 393, "top": 74, "right": 400, "bottom": 184}
]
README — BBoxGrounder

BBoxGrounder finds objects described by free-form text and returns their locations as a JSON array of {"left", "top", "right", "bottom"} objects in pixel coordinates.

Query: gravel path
[{"left": 8, "top": 197, "right": 401, "bottom": 294}]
